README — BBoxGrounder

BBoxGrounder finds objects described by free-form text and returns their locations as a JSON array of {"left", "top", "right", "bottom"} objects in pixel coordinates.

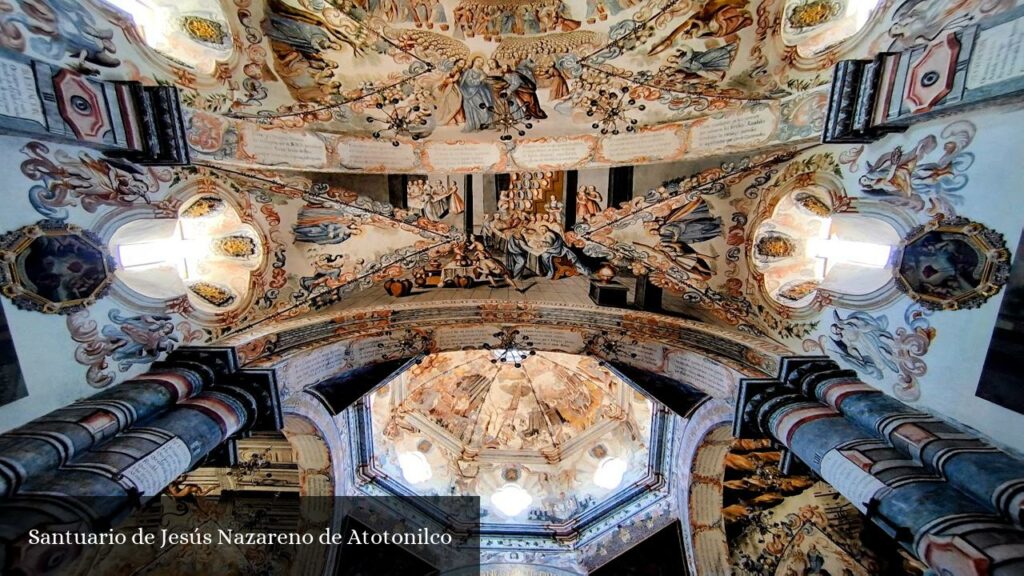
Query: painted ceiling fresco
[
  {"left": 0, "top": 0, "right": 945, "bottom": 173},
  {"left": 361, "top": 351, "right": 666, "bottom": 535}
]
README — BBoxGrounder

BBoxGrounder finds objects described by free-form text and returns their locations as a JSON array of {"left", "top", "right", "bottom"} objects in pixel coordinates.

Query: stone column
[
  {"left": 735, "top": 357, "right": 1024, "bottom": 576},
  {"left": 0, "top": 362, "right": 213, "bottom": 496},
  {"left": 797, "top": 362, "right": 1024, "bottom": 529},
  {"left": 0, "top": 388, "right": 255, "bottom": 573}
]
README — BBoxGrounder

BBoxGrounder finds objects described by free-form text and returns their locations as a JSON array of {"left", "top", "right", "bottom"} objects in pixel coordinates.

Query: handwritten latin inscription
[
  {"left": 968, "top": 18, "right": 1024, "bottom": 89},
  {"left": 243, "top": 126, "right": 327, "bottom": 167},
  {"left": 425, "top": 142, "right": 502, "bottom": 171},
  {"left": 600, "top": 129, "right": 683, "bottom": 163},
  {"left": 689, "top": 108, "right": 775, "bottom": 153}
]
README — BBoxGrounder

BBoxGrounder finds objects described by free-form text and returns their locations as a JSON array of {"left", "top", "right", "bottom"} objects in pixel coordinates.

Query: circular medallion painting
[
  {"left": 0, "top": 220, "right": 116, "bottom": 314},
  {"left": 896, "top": 216, "right": 1011, "bottom": 311}
]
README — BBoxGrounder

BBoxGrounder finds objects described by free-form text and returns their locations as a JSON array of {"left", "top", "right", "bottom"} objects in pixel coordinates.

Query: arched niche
[
  {"left": 93, "top": 0, "right": 235, "bottom": 77},
  {"left": 104, "top": 189, "right": 265, "bottom": 320},
  {"left": 751, "top": 185, "right": 901, "bottom": 310},
  {"left": 781, "top": 0, "right": 882, "bottom": 57}
]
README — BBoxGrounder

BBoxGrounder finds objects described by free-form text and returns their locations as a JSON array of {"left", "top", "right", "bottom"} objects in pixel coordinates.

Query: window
[
  {"left": 99, "top": 0, "right": 233, "bottom": 74},
  {"left": 753, "top": 187, "right": 897, "bottom": 307},
  {"left": 782, "top": 0, "right": 880, "bottom": 56},
  {"left": 111, "top": 195, "right": 261, "bottom": 313}
]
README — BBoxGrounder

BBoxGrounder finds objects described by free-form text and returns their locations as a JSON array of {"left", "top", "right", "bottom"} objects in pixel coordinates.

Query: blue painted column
[
  {"left": 0, "top": 363, "right": 212, "bottom": 496},
  {"left": 0, "top": 388, "right": 254, "bottom": 574},
  {"left": 736, "top": 357, "right": 1024, "bottom": 576},
  {"left": 801, "top": 365, "right": 1024, "bottom": 530}
]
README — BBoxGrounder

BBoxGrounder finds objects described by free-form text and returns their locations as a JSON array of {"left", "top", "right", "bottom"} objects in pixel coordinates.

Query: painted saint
[{"left": 293, "top": 201, "right": 362, "bottom": 245}]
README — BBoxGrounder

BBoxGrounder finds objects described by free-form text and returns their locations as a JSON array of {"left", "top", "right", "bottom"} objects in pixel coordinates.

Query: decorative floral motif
[
  {"left": 20, "top": 142, "right": 170, "bottom": 220},
  {"left": 803, "top": 306, "right": 935, "bottom": 401},
  {"left": 187, "top": 281, "right": 237, "bottom": 308},
  {"left": 67, "top": 308, "right": 201, "bottom": 387},
  {"left": 787, "top": 0, "right": 843, "bottom": 30}
]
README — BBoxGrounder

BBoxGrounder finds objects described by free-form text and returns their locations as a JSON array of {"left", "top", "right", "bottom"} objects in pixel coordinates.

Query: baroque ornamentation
[{"left": 0, "top": 220, "right": 116, "bottom": 315}]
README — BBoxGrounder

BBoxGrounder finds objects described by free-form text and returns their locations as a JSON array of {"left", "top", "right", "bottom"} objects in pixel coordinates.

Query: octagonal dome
[{"left": 354, "top": 350, "right": 670, "bottom": 539}]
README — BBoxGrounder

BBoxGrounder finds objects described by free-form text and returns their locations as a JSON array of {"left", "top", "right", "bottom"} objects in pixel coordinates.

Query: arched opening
[
  {"left": 753, "top": 186, "right": 899, "bottom": 308},
  {"left": 782, "top": 0, "right": 880, "bottom": 56},
  {"left": 110, "top": 194, "right": 263, "bottom": 313},
  {"left": 98, "top": 0, "right": 234, "bottom": 74}
]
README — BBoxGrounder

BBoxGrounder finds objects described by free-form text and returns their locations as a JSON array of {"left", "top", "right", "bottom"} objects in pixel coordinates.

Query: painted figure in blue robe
[
  {"left": 502, "top": 60, "right": 547, "bottom": 120},
  {"left": 506, "top": 232, "right": 531, "bottom": 278},
  {"left": 534, "top": 224, "right": 588, "bottom": 278},
  {"left": 659, "top": 198, "right": 722, "bottom": 245},
  {"left": 460, "top": 57, "right": 495, "bottom": 131},
  {"left": 293, "top": 202, "right": 361, "bottom": 245},
  {"left": 672, "top": 43, "right": 737, "bottom": 82}
]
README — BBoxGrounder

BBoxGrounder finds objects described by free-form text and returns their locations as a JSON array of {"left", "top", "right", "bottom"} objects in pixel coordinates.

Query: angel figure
[{"left": 668, "top": 42, "right": 737, "bottom": 82}]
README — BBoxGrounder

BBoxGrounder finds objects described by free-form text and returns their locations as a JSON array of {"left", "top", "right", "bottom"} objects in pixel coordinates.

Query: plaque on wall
[{"left": 0, "top": 220, "right": 117, "bottom": 314}]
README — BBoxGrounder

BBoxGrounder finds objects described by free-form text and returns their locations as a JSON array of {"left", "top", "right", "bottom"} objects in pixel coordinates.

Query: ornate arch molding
[
  {"left": 758, "top": 0, "right": 888, "bottom": 76},
  {"left": 221, "top": 301, "right": 791, "bottom": 395},
  {"left": 91, "top": 179, "right": 270, "bottom": 326},
  {"left": 219, "top": 305, "right": 775, "bottom": 574},
  {"left": 281, "top": 391, "right": 355, "bottom": 497},
  {"left": 87, "top": 0, "right": 241, "bottom": 87},
  {"left": 748, "top": 166, "right": 917, "bottom": 317},
  {"left": 673, "top": 400, "right": 734, "bottom": 576}
]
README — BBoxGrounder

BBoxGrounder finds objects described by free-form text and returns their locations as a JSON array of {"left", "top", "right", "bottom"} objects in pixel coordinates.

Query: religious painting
[
  {"left": 724, "top": 439, "right": 908, "bottom": 575},
  {"left": 654, "top": 197, "right": 723, "bottom": 282},
  {"left": 0, "top": 220, "right": 116, "bottom": 315},
  {"left": 895, "top": 216, "right": 1011, "bottom": 311},
  {"left": 361, "top": 350, "right": 663, "bottom": 533},
  {"left": 407, "top": 176, "right": 465, "bottom": 221},
  {"left": 0, "top": 303, "right": 27, "bottom": 407},
  {"left": 575, "top": 183, "right": 604, "bottom": 223},
  {"left": 481, "top": 171, "right": 588, "bottom": 280}
]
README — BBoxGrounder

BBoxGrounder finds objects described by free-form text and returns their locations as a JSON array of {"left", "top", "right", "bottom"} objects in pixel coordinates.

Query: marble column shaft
[
  {"left": 739, "top": 358, "right": 1024, "bottom": 576},
  {"left": 801, "top": 365, "right": 1024, "bottom": 529},
  {"left": 0, "top": 390, "right": 251, "bottom": 552},
  {"left": 0, "top": 362, "right": 212, "bottom": 497}
]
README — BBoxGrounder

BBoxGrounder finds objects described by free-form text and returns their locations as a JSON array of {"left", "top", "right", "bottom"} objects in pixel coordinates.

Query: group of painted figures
[
  {"left": 452, "top": 0, "right": 579, "bottom": 40},
  {"left": 408, "top": 178, "right": 466, "bottom": 220},
  {"left": 437, "top": 57, "right": 550, "bottom": 131}
]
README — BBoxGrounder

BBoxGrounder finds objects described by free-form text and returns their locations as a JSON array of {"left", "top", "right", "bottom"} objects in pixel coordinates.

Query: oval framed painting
[
  {"left": 0, "top": 220, "right": 116, "bottom": 314},
  {"left": 895, "top": 216, "right": 1011, "bottom": 311}
]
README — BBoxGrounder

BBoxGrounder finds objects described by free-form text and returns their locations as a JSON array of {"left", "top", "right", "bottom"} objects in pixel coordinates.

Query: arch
[
  {"left": 106, "top": 189, "right": 264, "bottom": 318},
  {"left": 226, "top": 301, "right": 791, "bottom": 396},
  {"left": 94, "top": 0, "right": 235, "bottom": 75},
  {"left": 675, "top": 401, "right": 733, "bottom": 576},
  {"left": 218, "top": 302, "right": 794, "bottom": 573}
]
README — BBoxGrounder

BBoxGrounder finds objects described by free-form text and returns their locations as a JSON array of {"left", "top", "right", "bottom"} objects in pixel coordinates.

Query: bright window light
[
  {"left": 117, "top": 223, "right": 211, "bottom": 279},
  {"left": 808, "top": 236, "right": 892, "bottom": 275},
  {"left": 593, "top": 457, "right": 627, "bottom": 490},
  {"left": 490, "top": 483, "right": 532, "bottom": 517},
  {"left": 397, "top": 451, "right": 432, "bottom": 485}
]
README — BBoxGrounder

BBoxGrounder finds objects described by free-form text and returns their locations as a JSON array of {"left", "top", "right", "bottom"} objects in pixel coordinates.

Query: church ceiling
[{"left": 354, "top": 351, "right": 672, "bottom": 542}]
